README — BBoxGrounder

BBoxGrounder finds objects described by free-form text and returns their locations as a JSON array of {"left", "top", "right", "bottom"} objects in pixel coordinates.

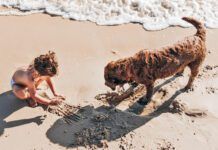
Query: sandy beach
[{"left": 0, "top": 13, "right": 218, "bottom": 150}]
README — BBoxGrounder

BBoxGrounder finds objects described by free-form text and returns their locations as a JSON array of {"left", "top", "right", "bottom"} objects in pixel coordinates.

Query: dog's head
[{"left": 104, "top": 60, "right": 129, "bottom": 91}]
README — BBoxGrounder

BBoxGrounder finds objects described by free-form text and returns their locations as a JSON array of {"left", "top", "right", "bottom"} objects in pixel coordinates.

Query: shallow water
[{"left": 0, "top": 0, "right": 217, "bottom": 30}]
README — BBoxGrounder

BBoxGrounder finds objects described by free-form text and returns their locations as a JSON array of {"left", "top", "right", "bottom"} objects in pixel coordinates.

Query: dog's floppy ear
[
  {"left": 108, "top": 61, "right": 119, "bottom": 72},
  {"left": 107, "top": 61, "right": 116, "bottom": 70},
  {"left": 110, "top": 61, "right": 115, "bottom": 65},
  {"left": 109, "top": 61, "right": 127, "bottom": 77},
  {"left": 113, "top": 63, "right": 126, "bottom": 78},
  {"left": 109, "top": 61, "right": 116, "bottom": 67}
]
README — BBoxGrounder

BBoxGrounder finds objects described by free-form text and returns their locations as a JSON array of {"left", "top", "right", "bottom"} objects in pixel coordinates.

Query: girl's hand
[
  {"left": 49, "top": 98, "right": 62, "bottom": 105},
  {"left": 54, "top": 94, "right": 66, "bottom": 100},
  {"left": 27, "top": 99, "right": 38, "bottom": 107}
]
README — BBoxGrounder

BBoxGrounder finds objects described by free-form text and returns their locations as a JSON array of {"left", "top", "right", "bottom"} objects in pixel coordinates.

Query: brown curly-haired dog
[{"left": 104, "top": 17, "right": 206, "bottom": 105}]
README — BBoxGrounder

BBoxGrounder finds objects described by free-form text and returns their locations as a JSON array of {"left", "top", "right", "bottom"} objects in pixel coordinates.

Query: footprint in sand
[
  {"left": 185, "top": 109, "right": 207, "bottom": 118},
  {"left": 170, "top": 100, "right": 207, "bottom": 118},
  {"left": 198, "top": 65, "right": 218, "bottom": 79},
  {"left": 156, "top": 139, "right": 175, "bottom": 150},
  {"left": 205, "top": 86, "right": 218, "bottom": 94}
]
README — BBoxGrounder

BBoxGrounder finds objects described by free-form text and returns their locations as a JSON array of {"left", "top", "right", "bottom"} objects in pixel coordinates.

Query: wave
[{"left": 0, "top": 0, "right": 217, "bottom": 30}]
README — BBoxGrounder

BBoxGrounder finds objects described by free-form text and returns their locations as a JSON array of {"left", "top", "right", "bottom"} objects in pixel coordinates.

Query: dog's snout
[
  {"left": 111, "top": 86, "right": 116, "bottom": 91},
  {"left": 105, "top": 81, "right": 116, "bottom": 91}
]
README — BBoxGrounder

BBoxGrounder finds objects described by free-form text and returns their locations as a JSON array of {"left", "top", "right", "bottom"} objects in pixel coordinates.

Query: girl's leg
[
  {"left": 12, "top": 85, "right": 37, "bottom": 107},
  {"left": 12, "top": 85, "right": 30, "bottom": 100}
]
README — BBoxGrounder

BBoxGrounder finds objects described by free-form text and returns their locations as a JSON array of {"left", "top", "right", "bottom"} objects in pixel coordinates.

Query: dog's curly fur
[{"left": 104, "top": 17, "right": 206, "bottom": 105}]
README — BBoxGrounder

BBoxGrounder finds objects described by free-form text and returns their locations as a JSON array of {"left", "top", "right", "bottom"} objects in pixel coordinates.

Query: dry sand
[{"left": 0, "top": 14, "right": 218, "bottom": 150}]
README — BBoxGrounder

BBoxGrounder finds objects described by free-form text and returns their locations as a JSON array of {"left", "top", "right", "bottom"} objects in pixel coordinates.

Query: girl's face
[{"left": 31, "top": 69, "right": 43, "bottom": 80}]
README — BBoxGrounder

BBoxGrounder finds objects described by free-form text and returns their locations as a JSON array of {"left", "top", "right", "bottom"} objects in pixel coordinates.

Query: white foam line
[
  {"left": 0, "top": 10, "right": 44, "bottom": 16},
  {"left": 0, "top": 0, "right": 217, "bottom": 30}
]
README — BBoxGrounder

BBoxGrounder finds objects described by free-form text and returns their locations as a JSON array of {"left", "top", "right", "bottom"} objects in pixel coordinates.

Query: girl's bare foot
[{"left": 26, "top": 99, "right": 38, "bottom": 107}]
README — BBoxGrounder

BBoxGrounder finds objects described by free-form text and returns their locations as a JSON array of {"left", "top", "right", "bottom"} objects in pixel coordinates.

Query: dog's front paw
[
  {"left": 137, "top": 97, "right": 149, "bottom": 106},
  {"left": 130, "top": 82, "right": 138, "bottom": 88}
]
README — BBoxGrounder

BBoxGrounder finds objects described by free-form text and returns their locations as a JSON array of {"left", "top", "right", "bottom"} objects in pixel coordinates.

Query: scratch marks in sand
[
  {"left": 47, "top": 102, "right": 82, "bottom": 124},
  {"left": 170, "top": 100, "right": 207, "bottom": 118}
]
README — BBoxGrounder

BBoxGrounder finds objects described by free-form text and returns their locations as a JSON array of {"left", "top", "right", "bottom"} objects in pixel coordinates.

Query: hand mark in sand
[{"left": 47, "top": 102, "right": 82, "bottom": 124}]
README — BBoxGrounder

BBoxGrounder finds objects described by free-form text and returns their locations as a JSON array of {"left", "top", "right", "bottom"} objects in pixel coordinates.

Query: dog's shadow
[
  {"left": 46, "top": 105, "right": 150, "bottom": 147},
  {"left": 127, "top": 75, "right": 181, "bottom": 114},
  {"left": 46, "top": 76, "right": 185, "bottom": 148}
]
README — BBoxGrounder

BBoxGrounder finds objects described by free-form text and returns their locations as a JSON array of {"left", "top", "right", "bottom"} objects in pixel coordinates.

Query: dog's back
[{"left": 131, "top": 17, "right": 206, "bottom": 80}]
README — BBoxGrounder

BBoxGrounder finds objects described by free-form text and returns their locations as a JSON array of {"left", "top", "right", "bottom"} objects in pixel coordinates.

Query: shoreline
[{"left": 0, "top": 0, "right": 218, "bottom": 30}]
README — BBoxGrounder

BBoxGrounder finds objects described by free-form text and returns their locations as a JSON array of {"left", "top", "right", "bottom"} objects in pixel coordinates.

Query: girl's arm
[
  {"left": 46, "top": 77, "right": 58, "bottom": 96},
  {"left": 28, "top": 83, "right": 59, "bottom": 105},
  {"left": 46, "top": 77, "right": 65, "bottom": 99}
]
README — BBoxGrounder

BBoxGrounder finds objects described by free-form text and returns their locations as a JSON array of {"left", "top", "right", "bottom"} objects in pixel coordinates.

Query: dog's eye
[
  {"left": 112, "top": 79, "right": 116, "bottom": 83},
  {"left": 111, "top": 78, "right": 119, "bottom": 84}
]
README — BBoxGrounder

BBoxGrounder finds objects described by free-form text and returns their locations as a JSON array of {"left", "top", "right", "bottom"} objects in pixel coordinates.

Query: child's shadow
[{"left": 0, "top": 91, "right": 45, "bottom": 136}]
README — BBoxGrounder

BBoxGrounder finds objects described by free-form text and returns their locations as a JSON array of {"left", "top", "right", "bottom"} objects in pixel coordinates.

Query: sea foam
[{"left": 0, "top": 0, "right": 217, "bottom": 30}]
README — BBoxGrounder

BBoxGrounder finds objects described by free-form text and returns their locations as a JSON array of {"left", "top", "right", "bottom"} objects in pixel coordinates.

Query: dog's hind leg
[
  {"left": 137, "top": 82, "right": 154, "bottom": 105},
  {"left": 185, "top": 60, "right": 201, "bottom": 90},
  {"left": 176, "top": 68, "right": 185, "bottom": 76}
]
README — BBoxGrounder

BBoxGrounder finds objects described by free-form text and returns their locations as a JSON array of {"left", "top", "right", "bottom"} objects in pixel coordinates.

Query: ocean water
[{"left": 0, "top": 0, "right": 217, "bottom": 30}]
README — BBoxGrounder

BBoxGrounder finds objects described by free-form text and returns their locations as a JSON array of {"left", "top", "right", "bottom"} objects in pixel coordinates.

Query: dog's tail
[{"left": 182, "top": 17, "right": 206, "bottom": 41}]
